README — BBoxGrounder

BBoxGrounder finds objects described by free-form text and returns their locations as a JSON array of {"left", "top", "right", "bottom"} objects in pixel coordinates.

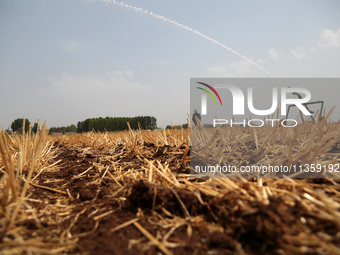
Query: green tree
[
  {"left": 65, "top": 124, "right": 77, "bottom": 132},
  {"left": 11, "top": 118, "right": 30, "bottom": 134},
  {"left": 77, "top": 121, "right": 84, "bottom": 133},
  {"left": 76, "top": 116, "right": 157, "bottom": 133},
  {"left": 5, "top": 128, "right": 12, "bottom": 135},
  {"left": 32, "top": 123, "right": 40, "bottom": 133}
]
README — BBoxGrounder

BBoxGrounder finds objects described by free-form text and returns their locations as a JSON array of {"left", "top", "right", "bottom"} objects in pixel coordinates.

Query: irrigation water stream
[{"left": 103, "top": 0, "right": 277, "bottom": 78}]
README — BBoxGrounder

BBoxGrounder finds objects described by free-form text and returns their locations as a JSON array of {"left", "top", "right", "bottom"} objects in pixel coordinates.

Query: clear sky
[{"left": 1, "top": 0, "right": 339, "bottom": 129}]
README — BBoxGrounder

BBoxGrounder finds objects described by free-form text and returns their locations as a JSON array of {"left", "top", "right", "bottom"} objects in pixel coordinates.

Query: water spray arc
[{"left": 103, "top": 0, "right": 276, "bottom": 78}]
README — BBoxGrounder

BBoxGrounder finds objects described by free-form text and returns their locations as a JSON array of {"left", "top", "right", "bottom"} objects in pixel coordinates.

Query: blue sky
[{"left": 0, "top": 0, "right": 339, "bottom": 129}]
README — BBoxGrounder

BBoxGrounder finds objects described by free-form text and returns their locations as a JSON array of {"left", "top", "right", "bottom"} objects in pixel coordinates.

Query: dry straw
[
  {"left": 0, "top": 119, "right": 76, "bottom": 254},
  {"left": 0, "top": 117, "right": 340, "bottom": 254}
]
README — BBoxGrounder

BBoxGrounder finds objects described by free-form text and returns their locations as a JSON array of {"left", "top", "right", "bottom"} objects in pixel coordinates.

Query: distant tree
[
  {"left": 77, "top": 121, "right": 84, "bottom": 133},
  {"left": 48, "top": 124, "right": 77, "bottom": 134},
  {"left": 11, "top": 118, "right": 30, "bottom": 134},
  {"left": 76, "top": 116, "right": 157, "bottom": 133},
  {"left": 165, "top": 123, "right": 188, "bottom": 130},
  {"left": 65, "top": 124, "right": 77, "bottom": 133},
  {"left": 32, "top": 123, "right": 40, "bottom": 133},
  {"left": 5, "top": 128, "right": 12, "bottom": 135},
  {"left": 203, "top": 124, "right": 214, "bottom": 128}
]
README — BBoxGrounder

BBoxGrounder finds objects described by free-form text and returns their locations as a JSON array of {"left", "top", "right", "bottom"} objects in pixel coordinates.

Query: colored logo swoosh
[{"left": 196, "top": 82, "right": 223, "bottom": 106}]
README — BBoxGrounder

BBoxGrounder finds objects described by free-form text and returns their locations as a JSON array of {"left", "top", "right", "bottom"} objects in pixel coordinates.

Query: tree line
[
  {"left": 8, "top": 116, "right": 157, "bottom": 134},
  {"left": 165, "top": 123, "right": 188, "bottom": 130},
  {"left": 77, "top": 116, "right": 157, "bottom": 132},
  {"left": 49, "top": 125, "right": 77, "bottom": 134},
  {"left": 9, "top": 118, "right": 78, "bottom": 134}
]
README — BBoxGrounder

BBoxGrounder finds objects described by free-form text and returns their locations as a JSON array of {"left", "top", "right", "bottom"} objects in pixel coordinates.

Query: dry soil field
[{"left": 1, "top": 121, "right": 340, "bottom": 254}]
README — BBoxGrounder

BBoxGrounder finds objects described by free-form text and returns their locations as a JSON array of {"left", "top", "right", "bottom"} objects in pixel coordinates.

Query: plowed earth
[{"left": 22, "top": 139, "right": 340, "bottom": 255}]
